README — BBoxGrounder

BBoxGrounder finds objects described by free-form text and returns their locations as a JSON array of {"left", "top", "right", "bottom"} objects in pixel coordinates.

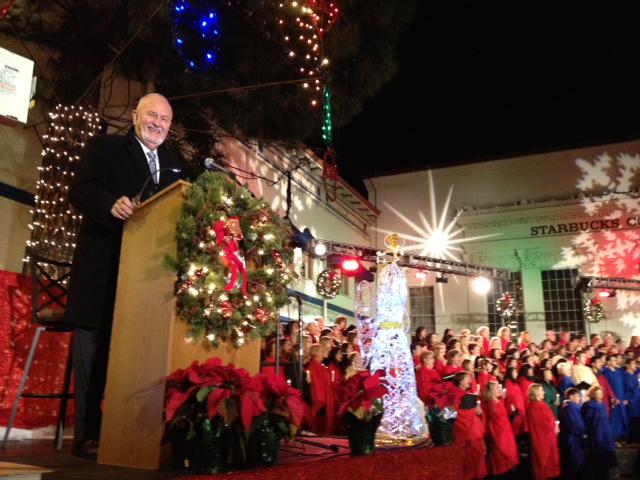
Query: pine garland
[{"left": 166, "top": 172, "right": 297, "bottom": 348}]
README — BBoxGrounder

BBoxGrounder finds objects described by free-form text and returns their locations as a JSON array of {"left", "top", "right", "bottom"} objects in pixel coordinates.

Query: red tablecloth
[
  {"left": 179, "top": 443, "right": 465, "bottom": 480},
  {"left": 0, "top": 270, "right": 74, "bottom": 429}
]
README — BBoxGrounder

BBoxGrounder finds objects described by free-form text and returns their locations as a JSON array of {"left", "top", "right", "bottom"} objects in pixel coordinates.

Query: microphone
[
  {"left": 132, "top": 167, "right": 182, "bottom": 206},
  {"left": 204, "top": 157, "right": 233, "bottom": 176}
]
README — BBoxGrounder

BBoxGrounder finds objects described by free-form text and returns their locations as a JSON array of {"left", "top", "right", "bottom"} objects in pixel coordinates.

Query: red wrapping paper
[{"left": 0, "top": 270, "right": 74, "bottom": 429}]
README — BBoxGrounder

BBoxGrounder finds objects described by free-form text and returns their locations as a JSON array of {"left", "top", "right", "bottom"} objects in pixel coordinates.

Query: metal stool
[{"left": 3, "top": 252, "right": 73, "bottom": 450}]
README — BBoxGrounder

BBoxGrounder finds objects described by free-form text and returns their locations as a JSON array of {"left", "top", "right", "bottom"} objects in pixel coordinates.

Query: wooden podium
[{"left": 98, "top": 181, "right": 260, "bottom": 470}]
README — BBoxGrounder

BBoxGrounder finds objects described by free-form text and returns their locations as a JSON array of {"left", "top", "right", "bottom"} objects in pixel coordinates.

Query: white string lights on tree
[
  {"left": 26, "top": 105, "right": 100, "bottom": 264},
  {"left": 275, "top": 0, "right": 340, "bottom": 107},
  {"left": 368, "top": 234, "right": 428, "bottom": 446}
]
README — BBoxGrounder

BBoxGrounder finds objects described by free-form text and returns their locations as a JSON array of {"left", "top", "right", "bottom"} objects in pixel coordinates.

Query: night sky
[{"left": 335, "top": 0, "right": 640, "bottom": 195}]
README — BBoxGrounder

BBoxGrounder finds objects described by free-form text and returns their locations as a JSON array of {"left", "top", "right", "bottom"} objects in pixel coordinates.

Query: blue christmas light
[{"left": 170, "top": 0, "right": 221, "bottom": 72}]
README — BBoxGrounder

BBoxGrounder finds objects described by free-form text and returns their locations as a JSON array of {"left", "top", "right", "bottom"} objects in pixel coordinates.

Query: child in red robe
[
  {"left": 526, "top": 384, "right": 561, "bottom": 480},
  {"left": 442, "top": 349, "right": 465, "bottom": 378},
  {"left": 307, "top": 344, "right": 334, "bottom": 435},
  {"left": 416, "top": 351, "right": 443, "bottom": 408},
  {"left": 451, "top": 373, "right": 487, "bottom": 480},
  {"left": 517, "top": 364, "right": 534, "bottom": 400},
  {"left": 477, "top": 358, "right": 497, "bottom": 394},
  {"left": 482, "top": 381, "right": 519, "bottom": 475},
  {"left": 504, "top": 367, "right": 528, "bottom": 435},
  {"left": 433, "top": 343, "right": 447, "bottom": 376}
]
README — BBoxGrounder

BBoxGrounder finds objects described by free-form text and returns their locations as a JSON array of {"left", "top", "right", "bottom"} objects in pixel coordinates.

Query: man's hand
[{"left": 111, "top": 196, "right": 135, "bottom": 220}]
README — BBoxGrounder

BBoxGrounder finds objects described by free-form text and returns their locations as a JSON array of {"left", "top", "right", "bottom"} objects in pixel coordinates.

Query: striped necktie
[{"left": 147, "top": 151, "right": 158, "bottom": 185}]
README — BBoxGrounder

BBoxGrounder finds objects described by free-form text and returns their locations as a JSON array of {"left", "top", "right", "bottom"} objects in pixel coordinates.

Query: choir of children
[{"left": 260, "top": 319, "right": 640, "bottom": 479}]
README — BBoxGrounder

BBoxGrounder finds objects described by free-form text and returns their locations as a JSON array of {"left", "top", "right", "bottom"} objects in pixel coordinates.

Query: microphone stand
[
  {"left": 132, "top": 167, "right": 181, "bottom": 205},
  {"left": 284, "top": 292, "right": 341, "bottom": 454}
]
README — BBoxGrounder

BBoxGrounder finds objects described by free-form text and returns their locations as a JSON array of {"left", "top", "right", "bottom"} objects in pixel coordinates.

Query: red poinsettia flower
[
  {"left": 255, "top": 373, "right": 309, "bottom": 429},
  {"left": 204, "top": 363, "right": 266, "bottom": 430},
  {"left": 164, "top": 358, "right": 266, "bottom": 431},
  {"left": 338, "top": 370, "right": 388, "bottom": 416}
]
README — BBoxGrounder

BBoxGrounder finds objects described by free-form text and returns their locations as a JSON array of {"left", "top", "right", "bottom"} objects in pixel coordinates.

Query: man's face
[
  {"left": 577, "top": 354, "right": 586, "bottom": 365},
  {"left": 546, "top": 331, "right": 556, "bottom": 342},
  {"left": 569, "top": 393, "right": 581, "bottom": 405},
  {"left": 132, "top": 95, "right": 172, "bottom": 150}
]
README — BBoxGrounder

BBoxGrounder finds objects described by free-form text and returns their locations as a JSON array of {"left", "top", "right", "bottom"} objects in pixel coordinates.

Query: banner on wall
[{"left": 0, "top": 48, "right": 36, "bottom": 125}]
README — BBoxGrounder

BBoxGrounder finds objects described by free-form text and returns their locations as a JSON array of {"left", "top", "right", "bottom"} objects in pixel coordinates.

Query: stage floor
[{"left": 0, "top": 436, "right": 452, "bottom": 480}]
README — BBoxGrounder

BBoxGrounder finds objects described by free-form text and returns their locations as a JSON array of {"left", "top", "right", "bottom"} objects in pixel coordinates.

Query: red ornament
[
  {"left": 255, "top": 306, "right": 270, "bottom": 325},
  {"left": 219, "top": 300, "right": 233, "bottom": 319}
]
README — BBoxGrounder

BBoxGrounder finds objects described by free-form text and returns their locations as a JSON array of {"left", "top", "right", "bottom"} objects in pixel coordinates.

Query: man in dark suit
[{"left": 66, "top": 93, "right": 181, "bottom": 458}]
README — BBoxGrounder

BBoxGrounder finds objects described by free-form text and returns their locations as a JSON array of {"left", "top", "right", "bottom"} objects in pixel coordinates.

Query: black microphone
[{"left": 133, "top": 167, "right": 182, "bottom": 205}]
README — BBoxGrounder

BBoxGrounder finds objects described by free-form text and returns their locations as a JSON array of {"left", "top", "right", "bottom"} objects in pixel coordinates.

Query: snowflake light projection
[
  {"left": 380, "top": 170, "right": 499, "bottom": 261},
  {"left": 368, "top": 236, "right": 428, "bottom": 446},
  {"left": 554, "top": 152, "right": 640, "bottom": 333}
]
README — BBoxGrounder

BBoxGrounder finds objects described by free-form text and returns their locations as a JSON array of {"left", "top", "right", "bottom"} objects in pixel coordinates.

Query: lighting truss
[
  {"left": 308, "top": 239, "right": 513, "bottom": 280},
  {"left": 577, "top": 275, "right": 640, "bottom": 292}
]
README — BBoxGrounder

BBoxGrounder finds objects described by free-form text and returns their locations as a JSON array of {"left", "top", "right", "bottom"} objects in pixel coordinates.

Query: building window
[
  {"left": 409, "top": 286, "right": 435, "bottom": 333},
  {"left": 487, "top": 273, "right": 525, "bottom": 338},
  {"left": 542, "top": 268, "right": 584, "bottom": 335},
  {"left": 300, "top": 253, "right": 314, "bottom": 281},
  {"left": 340, "top": 274, "right": 349, "bottom": 296}
]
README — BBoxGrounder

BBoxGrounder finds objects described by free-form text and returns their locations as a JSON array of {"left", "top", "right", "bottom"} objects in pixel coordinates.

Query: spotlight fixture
[
  {"left": 471, "top": 276, "right": 491, "bottom": 294},
  {"left": 414, "top": 269, "right": 428, "bottom": 279},
  {"left": 313, "top": 241, "right": 327, "bottom": 257},
  {"left": 597, "top": 290, "right": 616, "bottom": 298},
  {"left": 435, "top": 274, "right": 448, "bottom": 284}
]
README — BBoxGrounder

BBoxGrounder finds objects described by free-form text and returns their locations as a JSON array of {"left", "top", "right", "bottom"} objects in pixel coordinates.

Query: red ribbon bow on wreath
[{"left": 213, "top": 217, "right": 248, "bottom": 297}]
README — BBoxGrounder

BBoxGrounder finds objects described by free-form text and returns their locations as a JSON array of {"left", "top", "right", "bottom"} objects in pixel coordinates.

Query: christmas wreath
[
  {"left": 495, "top": 293, "right": 515, "bottom": 318},
  {"left": 584, "top": 297, "right": 604, "bottom": 323},
  {"left": 165, "top": 172, "right": 297, "bottom": 348},
  {"left": 316, "top": 268, "right": 341, "bottom": 299}
]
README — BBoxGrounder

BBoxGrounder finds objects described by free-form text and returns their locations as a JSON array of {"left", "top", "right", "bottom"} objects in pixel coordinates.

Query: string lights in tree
[
  {"left": 1, "top": 0, "right": 15, "bottom": 18},
  {"left": 26, "top": 105, "right": 100, "bottom": 263},
  {"left": 171, "top": 0, "right": 221, "bottom": 72},
  {"left": 276, "top": 0, "right": 340, "bottom": 107}
]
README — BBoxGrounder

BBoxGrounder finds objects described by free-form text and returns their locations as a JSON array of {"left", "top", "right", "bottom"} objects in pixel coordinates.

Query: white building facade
[{"left": 367, "top": 140, "right": 640, "bottom": 342}]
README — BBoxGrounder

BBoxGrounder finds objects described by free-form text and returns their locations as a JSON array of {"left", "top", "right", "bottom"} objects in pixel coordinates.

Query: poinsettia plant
[
  {"left": 338, "top": 370, "right": 388, "bottom": 421},
  {"left": 164, "top": 357, "right": 266, "bottom": 454},
  {"left": 253, "top": 373, "right": 309, "bottom": 440}
]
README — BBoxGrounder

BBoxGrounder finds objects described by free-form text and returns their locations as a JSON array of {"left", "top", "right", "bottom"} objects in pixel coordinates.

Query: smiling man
[{"left": 65, "top": 93, "right": 181, "bottom": 459}]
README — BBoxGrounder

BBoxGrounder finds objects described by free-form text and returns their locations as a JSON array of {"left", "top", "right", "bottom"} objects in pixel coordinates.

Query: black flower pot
[
  {"left": 247, "top": 416, "right": 282, "bottom": 467},
  {"left": 186, "top": 417, "right": 232, "bottom": 473},
  {"left": 342, "top": 411, "right": 382, "bottom": 456},
  {"left": 428, "top": 420, "right": 454, "bottom": 446}
]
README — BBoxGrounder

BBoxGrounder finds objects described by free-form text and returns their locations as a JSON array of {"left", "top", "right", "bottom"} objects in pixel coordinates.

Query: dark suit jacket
[{"left": 65, "top": 127, "right": 182, "bottom": 328}]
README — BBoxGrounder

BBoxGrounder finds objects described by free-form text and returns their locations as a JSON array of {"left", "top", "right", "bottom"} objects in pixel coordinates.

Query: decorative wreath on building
[
  {"left": 584, "top": 297, "right": 604, "bottom": 323},
  {"left": 495, "top": 292, "right": 515, "bottom": 318},
  {"left": 165, "top": 172, "right": 297, "bottom": 348},
  {"left": 316, "top": 268, "right": 341, "bottom": 299}
]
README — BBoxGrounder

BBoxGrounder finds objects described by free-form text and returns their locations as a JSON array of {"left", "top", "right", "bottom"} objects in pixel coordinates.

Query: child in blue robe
[
  {"left": 582, "top": 385, "right": 617, "bottom": 479},
  {"left": 601, "top": 354, "right": 629, "bottom": 439},
  {"left": 559, "top": 387, "right": 586, "bottom": 476}
]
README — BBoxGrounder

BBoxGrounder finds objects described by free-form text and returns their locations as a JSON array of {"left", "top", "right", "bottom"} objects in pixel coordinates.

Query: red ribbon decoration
[
  {"left": 323, "top": 148, "right": 338, "bottom": 203},
  {"left": 213, "top": 218, "right": 248, "bottom": 297}
]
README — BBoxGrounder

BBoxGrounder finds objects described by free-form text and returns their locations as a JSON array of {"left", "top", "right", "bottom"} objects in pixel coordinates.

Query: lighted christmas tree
[{"left": 368, "top": 235, "right": 428, "bottom": 446}]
